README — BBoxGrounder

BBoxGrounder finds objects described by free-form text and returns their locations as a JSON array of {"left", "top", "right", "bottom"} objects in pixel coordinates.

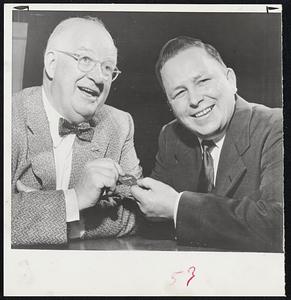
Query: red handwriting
[
  {"left": 186, "top": 266, "right": 196, "bottom": 286},
  {"left": 170, "top": 271, "right": 184, "bottom": 285},
  {"left": 170, "top": 265, "right": 196, "bottom": 287}
]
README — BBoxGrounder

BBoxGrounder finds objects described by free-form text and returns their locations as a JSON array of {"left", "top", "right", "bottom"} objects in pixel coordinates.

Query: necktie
[
  {"left": 58, "top": 118, "right": 95, "bottom": 142},
  {"left": 197, "top": 140, "right": 215, "bottom": 193}
]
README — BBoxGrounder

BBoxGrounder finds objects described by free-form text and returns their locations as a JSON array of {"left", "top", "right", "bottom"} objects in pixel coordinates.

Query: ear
[
  {"left": 44, "top": 50, "right": 57, "bottom": 79},
  {"left": 226, "top": 68, "right": 237, "bottom": 94}
]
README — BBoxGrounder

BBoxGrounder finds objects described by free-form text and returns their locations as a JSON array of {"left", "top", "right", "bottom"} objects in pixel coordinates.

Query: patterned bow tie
[{"left": 58, "top": 118, "right": 95, "bottom": 142}]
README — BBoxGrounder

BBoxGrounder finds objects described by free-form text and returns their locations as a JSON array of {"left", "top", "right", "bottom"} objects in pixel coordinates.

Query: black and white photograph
[{"left": 4, "top": 3, "right": 285, "bottom": 296}]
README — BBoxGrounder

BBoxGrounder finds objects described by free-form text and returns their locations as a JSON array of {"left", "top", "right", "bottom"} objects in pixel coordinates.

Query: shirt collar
[
  {"left": 42, "top": 87, "right": 64, "bottom": 148},
  {"left": 215, "top": 135, "right": 225, "bottom": 150},
  {"left": 198, "top": 135, "right": 225, "bottom": 150}
]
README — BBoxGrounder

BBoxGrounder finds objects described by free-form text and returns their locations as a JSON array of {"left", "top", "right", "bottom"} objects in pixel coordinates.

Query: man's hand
[
  {"left": 75, "top": 158, "right": 125, "bottom": 211},
  {"left": 131, "top": 177, "right": 179, "bottom": 220}
]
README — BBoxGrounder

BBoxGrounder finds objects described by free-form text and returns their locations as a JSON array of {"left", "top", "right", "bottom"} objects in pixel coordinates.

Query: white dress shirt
[
  {"left": 42, "top": 88, "right": 85, "bottom": 239},
  {"left": 173, "top": 136, "right": 225, "bottom": 227}
]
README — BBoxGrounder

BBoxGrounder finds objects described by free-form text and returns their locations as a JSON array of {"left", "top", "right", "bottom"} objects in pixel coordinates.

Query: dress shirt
[
  {"left": 42, "top": 88, "right": 85, "bottom": 239},
  {"left": 173, "top": 136, "right": 225, "bottom": 227}
]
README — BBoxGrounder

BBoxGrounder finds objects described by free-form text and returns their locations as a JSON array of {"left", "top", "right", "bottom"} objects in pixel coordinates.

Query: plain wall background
[
  {"left": 12, "top": 22, "right": 28, "bottom": 94},
  {"left": 13, "top": 10, "right": 282, "bottom": 176}
]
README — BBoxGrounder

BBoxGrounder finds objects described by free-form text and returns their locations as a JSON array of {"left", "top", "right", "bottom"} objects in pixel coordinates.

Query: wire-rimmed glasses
[{"left": 55, "top": 50, "right": 121, "bottom": 82}]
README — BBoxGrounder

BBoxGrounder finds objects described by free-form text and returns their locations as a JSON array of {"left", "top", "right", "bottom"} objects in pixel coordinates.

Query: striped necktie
[{"left": 197, "top": 140, "right": 215, "bottom": 193}]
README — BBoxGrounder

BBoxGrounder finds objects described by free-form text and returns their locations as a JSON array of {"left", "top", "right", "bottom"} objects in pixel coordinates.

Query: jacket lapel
[
  {"left": 173, "top": 125, "right": 203, "bottom": 191},
  {"left": 214, "top": 96, "right": 251, "bottom": 196},
  {"left": 25, "top": 87, "right": 56, "bottom": 190},
  {"left": 69, "top": 108, "right": 110, "bottom": 188}
]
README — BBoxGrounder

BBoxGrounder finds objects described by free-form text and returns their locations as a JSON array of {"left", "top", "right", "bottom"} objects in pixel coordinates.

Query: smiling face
[
  {"left": 160, "top": 46, "right": 237, "bottom": 140},
  {"left": 44, "top": 19, "right": 117, "bottom": 124}
]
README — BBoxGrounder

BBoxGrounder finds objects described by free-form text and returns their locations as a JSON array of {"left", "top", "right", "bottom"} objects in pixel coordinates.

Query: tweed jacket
[
  {"left": 12, "top": 86, "right": 142, "bottom": 247},
  {"left": 151, "top": 96, "right": 283, "bottom": 252}
]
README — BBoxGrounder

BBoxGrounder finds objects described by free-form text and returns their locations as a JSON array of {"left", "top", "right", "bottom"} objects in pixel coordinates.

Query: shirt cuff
[
  {"left": 64, "top": 189, "right": 80, "bottom": 222},
  {"left": 173, "top": 192, "right": 183, "bottom": 228}
]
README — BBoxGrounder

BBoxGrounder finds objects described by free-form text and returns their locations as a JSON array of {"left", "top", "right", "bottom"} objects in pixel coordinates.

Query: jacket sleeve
[
  {"left": 176, "top": 117, "right": 283, "bottom": 252},
  {"left": 81, "top": 112, "right": 143, "bottom": 240},
  {"left": 11, "top": 191, "right": 68, "bottom": 247},
  {"left": 11, "top": 102, "right": 68, "bottom": 247},
  {"left": 119, "top": 113, "right": 143, "bottom": 179},
  {"left": 151, "top": 125, "right": 174, "bottom": 186}
]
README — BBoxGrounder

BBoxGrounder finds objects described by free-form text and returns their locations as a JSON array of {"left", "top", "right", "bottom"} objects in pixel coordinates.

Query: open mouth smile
[
  {"left": 192, "top": 105, "right": 215, "bottom": 118},
  {"left": 78, "top": 86, "right": 100, "bottom": 98}
]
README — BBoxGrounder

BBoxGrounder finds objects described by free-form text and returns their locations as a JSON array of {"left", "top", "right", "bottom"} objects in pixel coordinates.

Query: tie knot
[{"left": 201, "top": 139, "right": 215, "bottom": 151}]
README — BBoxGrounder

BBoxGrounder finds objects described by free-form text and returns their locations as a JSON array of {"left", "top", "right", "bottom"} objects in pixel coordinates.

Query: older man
[
  {"left": 131, "top": 37, "right": 283, "bottom": 252},
  {"left": 12, "top": 17, "right": 142, "bottom": 247}
]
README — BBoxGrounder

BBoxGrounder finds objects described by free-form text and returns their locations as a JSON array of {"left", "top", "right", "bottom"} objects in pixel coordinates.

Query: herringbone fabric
[{"left": 11, "top": 86, "right": 143, "bottom": 247}]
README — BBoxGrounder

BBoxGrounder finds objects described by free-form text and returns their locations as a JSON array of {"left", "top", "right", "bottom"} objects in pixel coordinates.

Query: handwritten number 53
[{"left": 170, "top": 265, "right": 196, "bottom": 287}]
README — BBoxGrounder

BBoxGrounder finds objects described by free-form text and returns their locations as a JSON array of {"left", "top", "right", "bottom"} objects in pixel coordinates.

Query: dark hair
[{"left": 155, "top": 36, "right": 226, "bottom": 89}]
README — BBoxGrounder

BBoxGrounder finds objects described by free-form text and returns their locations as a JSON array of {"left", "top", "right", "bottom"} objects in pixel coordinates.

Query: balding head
[{"left": 45, "top": 17, "right": 117, "bottom": 56}]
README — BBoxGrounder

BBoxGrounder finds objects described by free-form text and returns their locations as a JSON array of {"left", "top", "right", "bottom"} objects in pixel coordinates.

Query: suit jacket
[
  {"left": 151, "top": 96, "right": 283, "bottom": 252},
  {"left": 12, "top": 86, "right": 142, "bottom": 247}
]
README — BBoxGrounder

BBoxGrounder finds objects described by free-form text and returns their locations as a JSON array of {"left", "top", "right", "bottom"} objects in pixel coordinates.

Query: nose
[
  {"left": 86, "top": 63, "right": 105, "bottom": 84},
  {"left": 188, "top": 87, "right": 203, "bottom": 107},
  {"left": 86, "top": 64, "right": 105, "bottom": 93}
]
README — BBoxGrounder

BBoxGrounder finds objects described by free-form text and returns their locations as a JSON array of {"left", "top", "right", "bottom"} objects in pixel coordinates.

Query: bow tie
[{"left": 58, "top": 118, "right": 95, "bottom": 142}]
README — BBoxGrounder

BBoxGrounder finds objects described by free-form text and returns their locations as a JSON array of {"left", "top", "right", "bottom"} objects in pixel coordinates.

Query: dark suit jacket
[
  {"left": 12, "top": 86, "right": 142, "bottom": 247},
  {"left": 151, "top": 96, "right": 283, "bottom": 252}
]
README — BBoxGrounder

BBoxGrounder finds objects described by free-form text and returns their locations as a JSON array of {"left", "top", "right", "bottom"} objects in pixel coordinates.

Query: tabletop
[{"left": 66, "top": 235, "right": 221, "bottom": 251}]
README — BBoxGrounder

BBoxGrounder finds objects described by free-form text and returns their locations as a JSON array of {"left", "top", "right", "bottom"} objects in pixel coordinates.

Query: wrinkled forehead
[{"left": 51, "top": 21, "right": 117, "bottom": 60}]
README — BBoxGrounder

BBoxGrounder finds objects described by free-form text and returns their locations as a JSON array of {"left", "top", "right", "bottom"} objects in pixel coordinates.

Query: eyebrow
[
  {"left": 75, "top": 47, "right": 116, "bottom": 62},
  {"left": 172, "top": 74, "right": 204, "bottom": 91},
  {"left": 76, "top": 47, "right": 94, "bottom": 54},
  {"left": 191, "top": 74, "right": 204, "bottom": 82}
]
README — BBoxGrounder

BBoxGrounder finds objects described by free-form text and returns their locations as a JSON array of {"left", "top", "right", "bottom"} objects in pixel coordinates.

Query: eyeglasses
[{"left": 55, "top": 50, "right": 121, "bottom": 82}]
